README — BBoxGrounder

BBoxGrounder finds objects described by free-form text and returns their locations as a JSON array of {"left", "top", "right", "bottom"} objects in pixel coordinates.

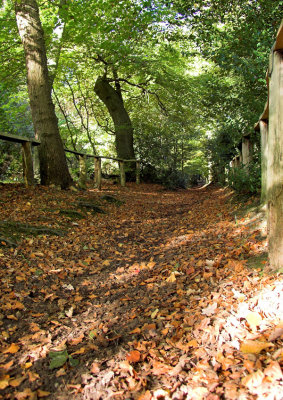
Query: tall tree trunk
[
  {"left": 94, "top": 76, "right": 135, "bottom": 161},
  {"left": 15, "top": 0, "right": 72, "bottom": 188}
]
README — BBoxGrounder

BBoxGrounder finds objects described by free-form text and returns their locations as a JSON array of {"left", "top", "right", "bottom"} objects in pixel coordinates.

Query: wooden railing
[{"left": 0, "top": 133, "right": 140, "bottom": 188}]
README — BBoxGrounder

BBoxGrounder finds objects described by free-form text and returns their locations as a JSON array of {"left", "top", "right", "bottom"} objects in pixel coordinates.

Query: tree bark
[
  {"left": 15, "top": 0, "right": 72, "bottom": 188},
  {"left": 94, "top": 76, "right": 135, "bottom": 161}
]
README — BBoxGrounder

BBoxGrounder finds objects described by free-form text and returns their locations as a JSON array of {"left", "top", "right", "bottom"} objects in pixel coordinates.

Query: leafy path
[{"left": 0, "top": 183, "right": 282, "bottom": 400}]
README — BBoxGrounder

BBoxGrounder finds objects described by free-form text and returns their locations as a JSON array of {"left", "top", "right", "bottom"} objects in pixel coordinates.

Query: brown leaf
[
  {"left": 90, "top": 362, "right": 100, "bottom": 374},
  {"left": 126, "top": 350, "right": 141, "bottom": 363},
  {"left": 37, "top": 390, "right": 51, "bottom": 398},
  {"left": 268, "top": 322, "right": 283, "bottom": 341},
  {"left": 68, "top": 334, "right": 84, "bottom": 346},
  {"left": 152, "top": 360, "right": 173, "bottom": 375},
  {"left": 15, "top": 388, "right": 36, "bottom": 400}
]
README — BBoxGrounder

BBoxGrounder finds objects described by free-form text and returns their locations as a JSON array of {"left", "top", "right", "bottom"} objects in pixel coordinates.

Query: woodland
[{"left": 0, "top": 0, "right": 283, "bottom": 399}]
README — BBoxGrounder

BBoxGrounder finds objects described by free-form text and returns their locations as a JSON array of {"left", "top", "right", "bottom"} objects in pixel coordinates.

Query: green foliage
[
  {"left": 0, "top": 0, "right": 280, "bottom": 186},
  {"left": 160, "top": 169, "right": 189, "bottom": 190},
  {"left": 228, "top": 161, "right": 261, "bottom": 194}
]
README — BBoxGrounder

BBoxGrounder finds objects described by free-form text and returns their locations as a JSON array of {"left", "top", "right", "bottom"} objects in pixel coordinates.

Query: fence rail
[{"left": 0, "top": 132, "right": 140, "bottom": 188}]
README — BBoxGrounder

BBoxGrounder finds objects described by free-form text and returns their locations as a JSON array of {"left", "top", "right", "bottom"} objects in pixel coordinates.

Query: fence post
[
  {"left": 119, "top": 160, "right": 126, "bottom": 186},
  {"left": 94, "top": 157, "right": 102, "bottom": 190},
  {"left": 78, "top": 155, "right": 87, "bottom": 189},
  {"left": 22, "top": 141, "right": 34, "bottom": 186},
  {"left": 267, "top": 50, "right": 283, "bottom": 270},
  {"left": 136, "top": 161, "right": 140, "bottom": 184},
  {"left": 260, "top": 120, "right": 268, "bottom": 204}
]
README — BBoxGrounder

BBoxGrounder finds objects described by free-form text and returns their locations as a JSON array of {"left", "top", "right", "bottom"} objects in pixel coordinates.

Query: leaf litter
[{"left": 0, "top": 182, "right": 282, "bottom": 399}]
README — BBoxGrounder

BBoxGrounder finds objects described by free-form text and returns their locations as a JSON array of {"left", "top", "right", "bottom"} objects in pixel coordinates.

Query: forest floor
[{"left": 0, "top": 182, "right": 282, "bottom": 400}]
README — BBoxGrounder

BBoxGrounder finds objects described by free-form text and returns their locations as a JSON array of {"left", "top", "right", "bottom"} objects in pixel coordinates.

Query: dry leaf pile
[{"left": 0, "top": 182, "right": 282, "bottom": 400}]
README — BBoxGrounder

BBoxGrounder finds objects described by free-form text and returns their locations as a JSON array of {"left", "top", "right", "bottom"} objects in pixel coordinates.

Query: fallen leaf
[
  {"left": 56, "top": 368, "right": 66, "bottom": 377},
  {"left": 68, "top": 334, "right": 84, "bottom": 345},
  {"left": 28, "top": 371, "right": 40, "bottom": 382},
  {"left": 14, "top": 388, "right": 35, "bottom": 399},
  {"left": 0, "top": 360, "right": 14, "bottom": 370},
  {"left": 49, "top": 349, "right": 69, "bottom": 369},
  {"left": 71, "top": 347, "right": 85, "bottom": 355},
  {"left": 240, "top": 340, "right": 274, "bottom": 354},
  {"left": 246, "top": 312, "right": 262, "bottom": 331},
  {"left": 242, "top": 370, "right": 264, "bottom": 391},
  {"left": 166, "top": 272, "right": 176, "bottom": 283},
  {"left": 10, "top": 376, "right": 26, "bottom": 387},
  {"left": 3, "top": 343, "right": 20, "bottom": 353},
  {"left": 151, "top": 308, "right": 159, "bottom": 319},
  {"left": 187, "top": 339, "right": 198, "bottom": 347},
  {"left": 0, "top": 375, "right": 9, "bottom": 389},
  {"left": 130, "top": 327, "right": 141, "bottom": 334},
  {"left": 90, "top": 362, "right": 100, "bottom": 374},
  {"left": 264, "top": 361, "right": 283, "bottom": 380},
  {"left": 126, "top": 350, "right": 141, "bottom": 363},
  {"left": 37, "top": 390, "right": 51, "bottom": 398},
  {"left": 268, "top": 322, "right": 283, "bottom": 341},
  {"left": 202, "top": 302, "right": 217, "bottom": 316}
]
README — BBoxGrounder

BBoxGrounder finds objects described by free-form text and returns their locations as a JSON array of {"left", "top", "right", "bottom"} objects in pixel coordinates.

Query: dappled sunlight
[{"left": 0, "top": 183, "right": 282, "bottom": 399}]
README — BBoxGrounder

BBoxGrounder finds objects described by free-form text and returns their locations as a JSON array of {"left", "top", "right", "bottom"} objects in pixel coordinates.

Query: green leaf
[
  {"left": 49, "top": 349, "right": 69, "bottom": 370},
  {"left": 69, "top": 356, "right": 79, "bottom": 367}
]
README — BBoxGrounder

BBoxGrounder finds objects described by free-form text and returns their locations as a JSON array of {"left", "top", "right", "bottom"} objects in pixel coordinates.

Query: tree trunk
[
  {"left": 15, "top": 0, "right": 72, "bottom": 189},
  {"left": 94, "top": 76, "right": 135, "bottom": 161}
]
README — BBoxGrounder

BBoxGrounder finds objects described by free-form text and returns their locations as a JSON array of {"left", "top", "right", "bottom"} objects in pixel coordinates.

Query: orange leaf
[
  {"left": 126, "top": 350, "right": 141, "bottom": 363},
  {"left": 130, "top": 327, "right": 141, "bottom": 334},
  {"left": 3, "top": 343, "right": 20, "bottom": 354},
  {"left": 37, "top": 390, "right": 51, "bottom": 398},
  {"left": 7, "top": 314, "right": 18, "bottom": 320},
  {"left": 147, "top": 261, "right": 156, "bottom": 268},
  {"left": 152, "top": 360, "right": 173, "bottom": 375},
  {"left": 0, "top": 360, "right": 14, "bottom": 370},
  {"left": 138, "top": 390, "right": 152, "bottom": 400},
  {"left": 71, "top": 347, "right": 85, "bottom": 355},
  {"left": 187, "top": 339, "right": 198, "bottom": 347},
  {"left": 28, "top": 371, "right": 40, "bottom": 382},
  {"left": 240, "top": 340, "right": 274, "bottom": 354},
  {"left": 166, "top": 272, "right": 176, "bottom": 283},
  {"left": 13, "top": 301, "right": 25, "bottom": 310},
  {"left": 161, "top": 328, "right": 169, "bottom": 336},
  {"left": 0, "top": 376, "right": 10, "bottom": 390},
  {"left": 69, "top": 334, "right": 84, "bottom": 346},
  {"left": 10, "top": 376, "right": 25, "bottom": 387}
]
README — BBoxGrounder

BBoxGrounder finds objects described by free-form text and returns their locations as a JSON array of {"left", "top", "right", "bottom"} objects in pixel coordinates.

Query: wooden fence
[
  {"left": 230, "top": 20, "right": 283, "bottom": 269},
  {"left": 0, "top": 133, "right": 140, "bottom": 189},
  {"left": 255, "top": 20, "right": 283, "bottom": 269}
]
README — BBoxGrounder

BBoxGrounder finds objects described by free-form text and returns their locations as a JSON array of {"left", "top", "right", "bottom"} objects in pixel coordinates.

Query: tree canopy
[{"left": 0, "top": 0, "right": 281, "bottom": 185}]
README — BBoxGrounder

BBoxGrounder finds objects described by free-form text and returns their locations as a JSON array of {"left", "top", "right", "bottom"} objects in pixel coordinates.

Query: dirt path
[{"left": 0, "top": 183, "right": 282, "bottom": 399}]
